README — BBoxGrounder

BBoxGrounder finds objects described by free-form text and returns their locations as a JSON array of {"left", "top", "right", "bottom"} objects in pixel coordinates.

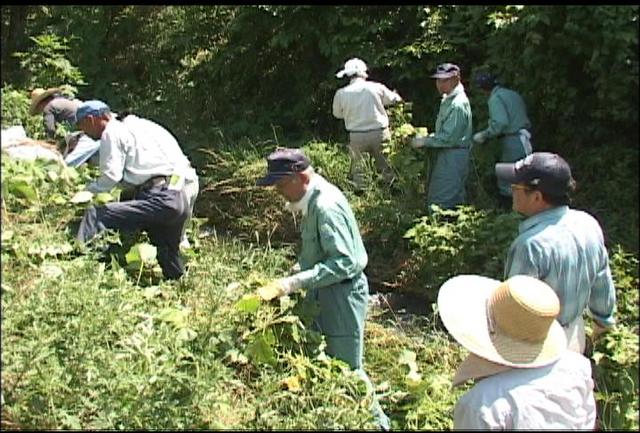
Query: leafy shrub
[{"left": 402, "top": 205, "right": 521, "bottom": 298}]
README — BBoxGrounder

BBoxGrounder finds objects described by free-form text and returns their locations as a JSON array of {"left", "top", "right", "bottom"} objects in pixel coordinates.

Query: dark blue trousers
[{"left": 76, "top": 184, "right": 189, "bottom": 279}]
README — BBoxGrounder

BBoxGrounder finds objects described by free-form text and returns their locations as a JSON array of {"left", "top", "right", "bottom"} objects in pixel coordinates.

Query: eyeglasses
[{"left": 511, "top": 183, "right": 534, "bottom": 192}]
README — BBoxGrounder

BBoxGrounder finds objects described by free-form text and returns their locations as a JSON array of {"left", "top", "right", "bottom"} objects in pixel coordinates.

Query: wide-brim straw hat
[
  {"left": 438, "top": 274, "right": 567, "bottom": 368},
  {"left": 29, "top": 87, "right": 61, "bottom": 115}
]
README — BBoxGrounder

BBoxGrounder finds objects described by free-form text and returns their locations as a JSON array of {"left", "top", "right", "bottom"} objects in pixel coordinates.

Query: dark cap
[
  {"left": 473, "top": 71, "right": 497, "bottom": 90},
  {"left": 495, "top": 152, "right": 574, "bottom": 197},
  {"left": 75, "top": 100, "right": 110, "bottom": 124},
  {"left": 256, "top": 148, "right": 311, "bottom": 186},
  {"left": 431, "top": 63, "right": 460, "bottom": 79}
]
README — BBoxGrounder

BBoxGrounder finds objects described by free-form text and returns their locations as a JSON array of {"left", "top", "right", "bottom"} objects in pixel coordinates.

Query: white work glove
[
  {"left": 257, "top": 276, "right": 302, "bottom": 301},
  {"left": 410, "top": 135, "right": 427, "bottom": 149},
  {"left": 473, "top": 132, "right": 486, "bottom": 144}
]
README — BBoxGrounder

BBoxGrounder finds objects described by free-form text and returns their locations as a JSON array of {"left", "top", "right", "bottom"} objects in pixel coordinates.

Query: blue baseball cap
[
  {"left": 256, "top": 148, "right": 311, "bottom": 186},
  {"left": 75, "top": 100, "right": 110, "bottom": 124},
  {"left": 473, "top": 71, "right": 497, "bottom": 90}
]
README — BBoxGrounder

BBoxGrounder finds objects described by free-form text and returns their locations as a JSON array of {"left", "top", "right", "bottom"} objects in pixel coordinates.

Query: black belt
[
  {"left": 348, "top": 127, "right": 387, "bottom": 133},
  {"left": 135, "top": 175, "right": 170, "bottom": 193}
]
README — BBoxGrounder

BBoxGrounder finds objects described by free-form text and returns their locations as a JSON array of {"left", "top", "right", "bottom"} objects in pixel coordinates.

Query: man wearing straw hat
[
  {"left": 255, "top": 147, "right": 390, "bottom": 430},
  {"left": 438, "top": 274, "right": 596, "bottom": 429},
  {"left": 495, "top": 152, "right": 616, "bottom": 354},
  {"left": 29, "top": 87, "right": 82, "bottom": 139},
  {"left": 29, "top": 87, "right": 100, "bottom": 167}
]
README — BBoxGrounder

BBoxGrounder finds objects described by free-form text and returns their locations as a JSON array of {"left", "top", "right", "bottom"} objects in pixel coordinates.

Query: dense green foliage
[{"left": 1, "top": 5, "right": 638, "bottom": 430}]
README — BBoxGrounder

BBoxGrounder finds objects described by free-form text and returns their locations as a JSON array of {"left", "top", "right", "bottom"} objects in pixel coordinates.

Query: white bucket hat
[
  {"left": 29, "top": 87, "right": 61, "bottom": 115},
  {"left": 336, "top": 58, "right": 368, "bottom": 78},
  {"left": 438, "top": 274, "right": 567, "bottom": 368}
]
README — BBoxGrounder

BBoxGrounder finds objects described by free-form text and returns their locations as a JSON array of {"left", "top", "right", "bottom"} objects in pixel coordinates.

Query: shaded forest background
[{"left": 1, "top": 5, "right": 638, "bottom": 251}]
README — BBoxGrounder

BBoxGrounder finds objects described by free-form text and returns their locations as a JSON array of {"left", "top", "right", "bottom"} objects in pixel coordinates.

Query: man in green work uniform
[
  {"left": 255, "top": 147, "right": 390, "bottom": 430},
  {"left": 472, "top": 71, "right": 533, "bottom": 207},
  {"left": 411, "top": 63, "right": 473, "bottom": 211}
]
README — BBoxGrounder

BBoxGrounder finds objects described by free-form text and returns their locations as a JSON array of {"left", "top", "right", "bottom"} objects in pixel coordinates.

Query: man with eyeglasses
[{"left": 495, "top": 152, "right": 616, "bottom": 354}]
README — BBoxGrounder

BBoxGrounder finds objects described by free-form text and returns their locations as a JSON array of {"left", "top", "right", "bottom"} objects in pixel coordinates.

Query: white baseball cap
[{"left": 336, "top": 58, "right": 368, "bottom": 78}]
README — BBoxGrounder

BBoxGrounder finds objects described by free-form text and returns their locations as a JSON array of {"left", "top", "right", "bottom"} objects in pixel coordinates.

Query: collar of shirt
[
  {"left": 285, "top": 174, "right": 319, "bottom": 216},
  {"left": 519, "top": 205, "right": 569, "bottom": 234},
  {"left": 442, "top": 82, "right": 465, "bottom": 101},
  {"left": 348, "top": 76, "right": 366, "bottom": 85}
]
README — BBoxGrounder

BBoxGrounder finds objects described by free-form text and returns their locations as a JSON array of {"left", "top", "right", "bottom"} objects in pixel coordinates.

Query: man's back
[
  {"left": 489, "top": 86, "right": 531, "bottom": 132},
  {"left": 454, "top": 350, "right": 596, "bottom": 429},
  {"left": 332, "top": 78, "right": 400, "bottom": 131},
  {"left": 505, "top": 206, "right": 616, "bottom": 327}
]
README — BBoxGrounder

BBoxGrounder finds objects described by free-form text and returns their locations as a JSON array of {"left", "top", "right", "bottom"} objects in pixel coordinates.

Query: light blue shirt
[{"left": 504, "top": 206, "right": 616, "bottom": 327}]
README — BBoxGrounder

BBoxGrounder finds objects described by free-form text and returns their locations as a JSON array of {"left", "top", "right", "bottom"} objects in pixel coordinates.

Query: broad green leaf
[
  {"left": 125, "top": 243, "right": 157, "bottom": 264},
  {"left": 177, "top": 327, "right": 198, "bottom": 342},
  {"left": 246, "top": 334, "right": 276, "bottom": 366},
  {"left": 69, "top": 190, "right": 93, "bottom": 204},
  {"left": 95, "top": 192, "right": 115, "bottom": 204},
  {"left": 234, "top": 294, "right": 261, "bottom": 314},
  {"left": 157, "top": 307, "right": 189, "bottom": 328},
  {"left": 9, "top": 179, "right": 37, "bottom": 201}
]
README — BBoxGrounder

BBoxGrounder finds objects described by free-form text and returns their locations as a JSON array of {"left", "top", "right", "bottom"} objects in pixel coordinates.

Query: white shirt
[
  {"left": 453, "top": 350, "right": 596, "bottom": 430},
  {"left": 88, "top": 115, "right": 196, "bottom": 193},
  {"left": 332, "top": 77, "right": 402, "bottom": 132}
]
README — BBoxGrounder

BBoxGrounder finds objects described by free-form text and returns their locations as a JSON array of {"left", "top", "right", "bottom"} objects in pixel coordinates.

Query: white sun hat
[
  {"left": 437, "top": 274, "right": 567, "bottom": 368},
  {"left": 336, "top": 58, "right": 368, "bottom": 78}
]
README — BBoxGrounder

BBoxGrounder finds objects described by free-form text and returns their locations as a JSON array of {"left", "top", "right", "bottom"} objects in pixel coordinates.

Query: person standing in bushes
[
  {"left": 332, "top": 57, "right": 402, "bottom": 193},
  {"left": 438, "top": 273, "right": 596, "bottom": 429},
  {"left": 411, "top": 63, "right": 473, "bottom": 211},
  {"left": 496, "top": 152, "right": 616, "bottom": 353},
  {"left": 471, "top": 71, "right": 533, "bottom": 208},
  {"left": 72, "top": 100, "right": 199, "bottom": 279},
  {"left": 255, "top": 147, "right": 390, "bottom": 430},
  {"left": 29, "top": 87, "right": 101, "bottom": 167}
]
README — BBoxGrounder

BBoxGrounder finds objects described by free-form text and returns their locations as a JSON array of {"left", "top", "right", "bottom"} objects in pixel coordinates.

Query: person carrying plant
[
  {"left": 29, "top": 87, "right": 101, "bottom": 167},
  {"left": 471, "top": 71, "right": 533, "bottom": 208},
  {"left": 411, "top": 63, "right": 473, "bottom": 211},
  {"left": 332, "top": 57, "right": 402, "bottom": 193},
  {"left": 496, "top": 152, "right": 616, "bottom": 353},
  {"left": 438, "top": 273, "right": 597, "bottom": 429},
  {"left": 255, "top": 147, "right": 390, "bottom": 430},
  {"left": 72, "top": 100, "right": 199, "bottom": 279}
]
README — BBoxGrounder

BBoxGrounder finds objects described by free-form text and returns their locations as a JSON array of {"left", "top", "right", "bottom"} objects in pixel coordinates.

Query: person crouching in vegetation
[
  {"left": 438, "top": 274, "right": 597, "bottom": 429},
  {"left": 255, "top": 148, "right": 390, "bottom": 430},
  {"left": 496, "top": 152, "right": 616, "bottom": 354},
  {"left": 29, "top": 86, "right": 101, "bottom": 167},
  {"left": 72, "top": 100, "right": 199, "bottom": 279}
]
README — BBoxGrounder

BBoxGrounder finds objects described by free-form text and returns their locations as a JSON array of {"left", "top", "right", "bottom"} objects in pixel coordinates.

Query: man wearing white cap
[
  {"left": 438, "top": 274, "right": 596, "bottom": 429},
  {"left": 73, "top": 100, "right": 199, "bottom": 279},
  {"left": 411, "top": 63, "right": 473, "bottom": 211},
  {"left": 495, "top": 152, "right": 616, "bottom": 353},
  {"left": 332, "top": 58, "right": 402, "bottom": 192}
]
